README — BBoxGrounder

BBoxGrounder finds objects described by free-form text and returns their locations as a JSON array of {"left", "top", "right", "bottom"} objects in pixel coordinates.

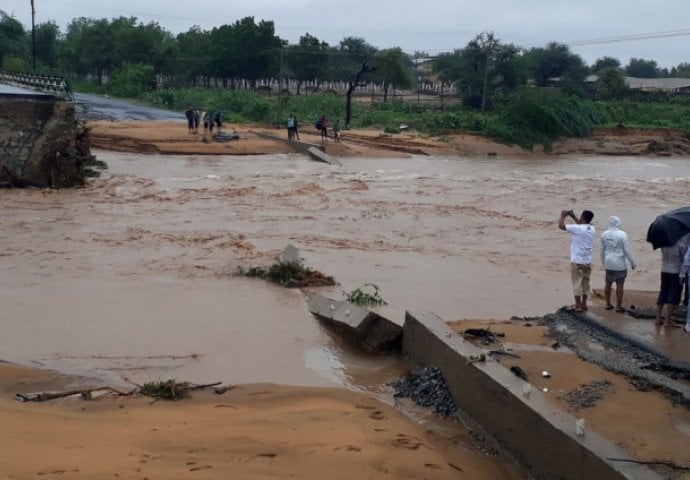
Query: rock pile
[{"left": 389, "top": 366, "right": 457, "bottom": 417}]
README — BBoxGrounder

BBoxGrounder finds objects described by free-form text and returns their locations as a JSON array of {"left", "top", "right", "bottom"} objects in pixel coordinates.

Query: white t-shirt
[{"left": 565, "top": 224, "right": 595, "bottom": 264}]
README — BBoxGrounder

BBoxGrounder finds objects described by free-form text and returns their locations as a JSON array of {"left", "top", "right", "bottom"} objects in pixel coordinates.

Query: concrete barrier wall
[
  {"left": 402, "top": 311, "right": 662, "bottom": 480},
  {"left": 0, "top": 94, "right": 81, "bottom": 187}
]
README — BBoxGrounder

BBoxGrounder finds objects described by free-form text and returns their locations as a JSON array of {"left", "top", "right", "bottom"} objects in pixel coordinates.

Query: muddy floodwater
[{"left": 2, "top": 151, "right": 689, "bottom": 390}]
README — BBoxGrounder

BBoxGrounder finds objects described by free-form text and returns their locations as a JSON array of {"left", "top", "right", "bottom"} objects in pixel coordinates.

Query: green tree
[
  {"left": 61, "top": 17, "right": 114, "bottom": 83},
  {"left": 335, "top": 37, "right": 377, "bottom": 125},
  {"left": 176, "top": 26, "right": 212, "bottom": 84},
  {"left": 108, "top": 63, "right": 155, "bottom": 97},
  {"left": 372, "top": 47, "right": 415, "bottom": 103},
  {"left": 209, "top": 17, "right": 284, "bottom": 88},
  {"left": 433, "top": 32, "right": 525, "bottom": 110},
  {"left": 285, "top": 33, "right": 329, "bottom": 95},
  {"left": 522, "top": 42, "right": 588, "bottom": 92},
  {"left": 34, "top": 21, "right": 60, "bottom": 69},
  {"left": 595, "top": 67, "right": 627, "bottom": 99},
  {"left": 670, "top": 62, "right": 690, "bottom": 78},
  {"left": 625, "top": 58, "right": 659, "bottom": 78},
  {"left": 590, "top": 56, "right": 620, "bottom": 74},
  {"left": 0, "top": 11, "right": 29, "bottom": 69}
]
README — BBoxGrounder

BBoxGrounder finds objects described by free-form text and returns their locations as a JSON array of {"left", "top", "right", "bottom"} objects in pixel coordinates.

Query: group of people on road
[
  {"left": 559, "top": 209, "right": 690, "bottom": 333},
  {"left": 185, "top": 107, "right": 223, "bottom": 136},
  {"left": 287, "top": 114, "right": 341, "bottom": 144}
]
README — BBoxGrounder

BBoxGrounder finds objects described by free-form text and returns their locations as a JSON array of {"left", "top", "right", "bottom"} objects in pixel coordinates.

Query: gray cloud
[{"left": 8, "top": 0, "right": 690, "bottom": 67}]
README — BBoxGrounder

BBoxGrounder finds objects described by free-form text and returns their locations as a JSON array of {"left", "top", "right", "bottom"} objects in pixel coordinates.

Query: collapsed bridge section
[{"left": 0, "top": 84, "right": 88, "bottom": 188}]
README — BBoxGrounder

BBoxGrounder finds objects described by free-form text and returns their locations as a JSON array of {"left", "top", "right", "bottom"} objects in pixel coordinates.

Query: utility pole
[{"left": 30, "top": 0, "right": 36, "bottom": 70}]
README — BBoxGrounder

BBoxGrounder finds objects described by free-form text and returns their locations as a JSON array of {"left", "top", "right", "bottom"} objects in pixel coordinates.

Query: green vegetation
[
  {"left": 344, "top": 283, "right": 387, "bottom": 306},
  {"left": 236, "top": 261, "right": 336, "bottom": 288},
  {"left": 139, "top": 379, "right": 188, "bottom": 400},
  {"left": 2, "top": 9, "right": 689, "bottom": 149}
]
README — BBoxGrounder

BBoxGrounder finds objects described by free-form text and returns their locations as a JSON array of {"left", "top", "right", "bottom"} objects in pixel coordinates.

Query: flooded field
[{"left": 2, "top": 151, "right": 689, "bottom": 390}]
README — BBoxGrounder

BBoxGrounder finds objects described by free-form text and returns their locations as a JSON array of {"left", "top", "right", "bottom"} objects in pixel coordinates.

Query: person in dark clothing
[
  {"left": 185, "top": 107, "right": 194, "bottom": 134},
  {"left": 213, "top": 111, "right": 223, "bottom": 133},
  {"left": 193, "top": 110, "right": 200, "bottom": 134}
]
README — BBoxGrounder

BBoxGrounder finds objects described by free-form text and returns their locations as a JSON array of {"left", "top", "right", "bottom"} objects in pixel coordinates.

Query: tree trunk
[
  {"left": 345, "top": 62, "right": 374, "bottom": 127},
  {"left": 383, "top": 83, "right": 389, "bottom": 104},
  {"left": 297, "top": 79, "right": 302, "bottom": 95}
]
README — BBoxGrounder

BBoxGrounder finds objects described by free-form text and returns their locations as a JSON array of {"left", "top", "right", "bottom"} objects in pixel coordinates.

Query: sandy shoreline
[
  {"left": 0, "top": 362, "right": 522, "bottom": 479},
  {"left": 87, "top": 120, "right": 690, "bottom": 158}
]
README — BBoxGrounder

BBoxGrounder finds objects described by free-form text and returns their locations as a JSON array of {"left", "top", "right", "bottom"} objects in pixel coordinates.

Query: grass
[
  {"left": 344, "top": 283, "right": 387, "bottom": 306},
  {"left": 78, "top": 81, "right": 690, "bottom": 150},
  {"left": 237, "top": 261, "right": 336, "bottom": 288},
  {"left": 139, "top": 379, "right": 188, "bottom": 400}
]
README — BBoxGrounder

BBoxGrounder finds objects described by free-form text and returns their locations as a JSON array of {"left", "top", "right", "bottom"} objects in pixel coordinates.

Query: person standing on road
[
  {"left": 559, "top": 209, "right": 596, "bottom": 312},
  {"left": 293, "top": 115, "right": 300, "bottom": 140},
  {"left": 185, "top": 107, "right": 194, "bottom": 134},
  {"left": 679, "top": 247, "right": 690, "bottom": 333},
  {"left": 287, "top": 113, "right": 295, "bottom": 140},
  {"left": 318, "top": 115, "right": 329, "bottom": 143},
  {"left": 600, "top": 216, "right": 636, "bottom": 312},
  {"left": 679, "top": 244, "right": 690, "bottom": 334},
  {"left": 656, "top": 236, "right": 688, "bottom": 327}
]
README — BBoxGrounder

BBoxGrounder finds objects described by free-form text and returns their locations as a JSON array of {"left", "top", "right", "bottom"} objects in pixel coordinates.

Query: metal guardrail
[{"left": 0, "top": 71, "right": 72, "bottom": 100}]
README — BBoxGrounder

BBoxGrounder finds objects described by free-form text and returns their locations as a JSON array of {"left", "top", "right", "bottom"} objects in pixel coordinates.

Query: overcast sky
[{"left": 5, "top": 0, "right": 690, "bottom": 68}]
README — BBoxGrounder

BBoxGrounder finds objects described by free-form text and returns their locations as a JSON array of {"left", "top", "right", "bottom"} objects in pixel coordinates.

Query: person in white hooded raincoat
[{"left": 600, "top": 216, "right": 636, "bottom": 312}]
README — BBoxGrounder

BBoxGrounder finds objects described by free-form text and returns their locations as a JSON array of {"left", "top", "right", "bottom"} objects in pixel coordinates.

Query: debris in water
[{"left": 510, "top": 366, "right": 529, "bottom": 381}]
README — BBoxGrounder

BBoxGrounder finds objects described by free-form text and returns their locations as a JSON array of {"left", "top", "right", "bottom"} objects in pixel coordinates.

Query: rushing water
[{"left": 1, "top": 151, "right": 688, "bottom": 389}]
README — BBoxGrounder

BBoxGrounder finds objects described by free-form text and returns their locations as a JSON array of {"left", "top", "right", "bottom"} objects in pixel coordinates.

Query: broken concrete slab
[
  {"left": 307, "top": 294, "right": 402, "bottom": 352},
  {"left": 402, "top": 310, "right": 663, "bottom": 480},
  {"left": 305, "top": 146, "right": 340, "bottom": 166},
  {"left": 251, "top": 130, "right": 341, "bottom": 166}
]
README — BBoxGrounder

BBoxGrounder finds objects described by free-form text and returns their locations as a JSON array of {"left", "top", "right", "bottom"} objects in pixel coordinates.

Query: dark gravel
[
  {"left": 625, "top": 304, "right": 687, "bottom": 323},
  {"left": 541, "top": 309, "right": 690, "bottom": 408},
  {"left": 562, "top": 379, "right": 614, "bottom": 409},
  {"left": 389, "top": 366, "right": 457, "bottom": 417}
]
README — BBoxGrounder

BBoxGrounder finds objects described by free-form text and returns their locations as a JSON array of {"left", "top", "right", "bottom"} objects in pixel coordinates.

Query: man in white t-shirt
[{"left": 559, "top": 209, "right": 596, "bottom": 312}]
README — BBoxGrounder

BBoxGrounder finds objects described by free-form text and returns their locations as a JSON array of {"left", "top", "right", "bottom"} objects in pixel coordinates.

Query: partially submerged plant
[
  {"left": 139, "top": 379, "right": 188, "bottom": 401},
  {"left": 344, "top": 283, "right": 387, "bottom": 306},
  {"left": 236, "top": 261, "right": 335, "bottom": 288}
]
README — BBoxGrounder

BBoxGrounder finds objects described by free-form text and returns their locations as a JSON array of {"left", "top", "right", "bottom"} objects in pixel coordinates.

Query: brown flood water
[{"left": 1, "top": 151, "right": 689, "bottom": 391}]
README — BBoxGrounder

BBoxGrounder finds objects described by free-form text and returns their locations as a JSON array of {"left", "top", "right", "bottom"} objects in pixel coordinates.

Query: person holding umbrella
[
  {"left": 656, "top": 238, "right": 687, "bottom": 327},
  {"left": 647, "top": 207, "right": 690, "bottom": 327},
  {"left": 680, "top": 247, "right": 690, "bottom": 334},
  {"left": 559, "top": 209, "right": 596, "bottom": 312}
]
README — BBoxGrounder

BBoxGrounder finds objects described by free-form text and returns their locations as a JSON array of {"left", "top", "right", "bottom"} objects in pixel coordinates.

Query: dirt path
[{"left": 87, "top": 120, "right": 690, "bottom": 158}]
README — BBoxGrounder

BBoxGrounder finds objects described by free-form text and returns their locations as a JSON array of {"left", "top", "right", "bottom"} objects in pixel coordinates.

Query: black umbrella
[{"left": 646, "top": 206, "right": 690, "bottom": 249}]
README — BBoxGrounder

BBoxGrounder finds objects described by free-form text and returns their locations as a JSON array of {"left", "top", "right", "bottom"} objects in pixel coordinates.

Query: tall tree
[
  {"left": 595, "top": 67, "right": 627, "bottom": 99},
  {"left": 209, "top": 17, "right": 284, "bottom": 88},
  {"left": 0, "top": 11, "right": 29, "bottom": 69},
  {"left": 522, "top": 42, "right": 587, "bottom": 92},
  {"left": 670, "top": 62, "right": 690, "bottom": 78},
  {"left": 336, "top": 37, "right": 377, "bottom": 125},
  {"left": 590, "top": 56, "right": 621, "bottom": 74},
  {"left": 372, "top": 47, "right": 415, "bottom": 103},
  {"left": 625, "top": 58, "right": 659, "bottom": 78},
  {"left": 176, "top": 26, "right": 212, "bottom": 84},
  {"left": 285, "top": 33, "right": 329, "bottom": 94},
  {"left": 33, "top": 21, "right": 60, "bottom": 69},
  {"left": 433, "top": 32, "right": 524, "bottom": 110}
]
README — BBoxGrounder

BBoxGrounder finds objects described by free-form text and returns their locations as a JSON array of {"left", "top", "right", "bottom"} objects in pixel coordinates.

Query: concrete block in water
[
  {"left": 306, "top": 146, "right": 341, "bottom": 166},
  {"left": 307, "top": 294, "right": 402, "bottom": 352}
]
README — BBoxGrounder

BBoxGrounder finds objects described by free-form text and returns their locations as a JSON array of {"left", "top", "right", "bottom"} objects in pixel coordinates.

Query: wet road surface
[{"left": 74, "top": 93, "right": 184, "bottom": 121}]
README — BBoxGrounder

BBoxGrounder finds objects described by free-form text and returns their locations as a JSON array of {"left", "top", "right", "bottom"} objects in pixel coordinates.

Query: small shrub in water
[{"left": 344, "top": 283, "right": 387, "bottom": 306}]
